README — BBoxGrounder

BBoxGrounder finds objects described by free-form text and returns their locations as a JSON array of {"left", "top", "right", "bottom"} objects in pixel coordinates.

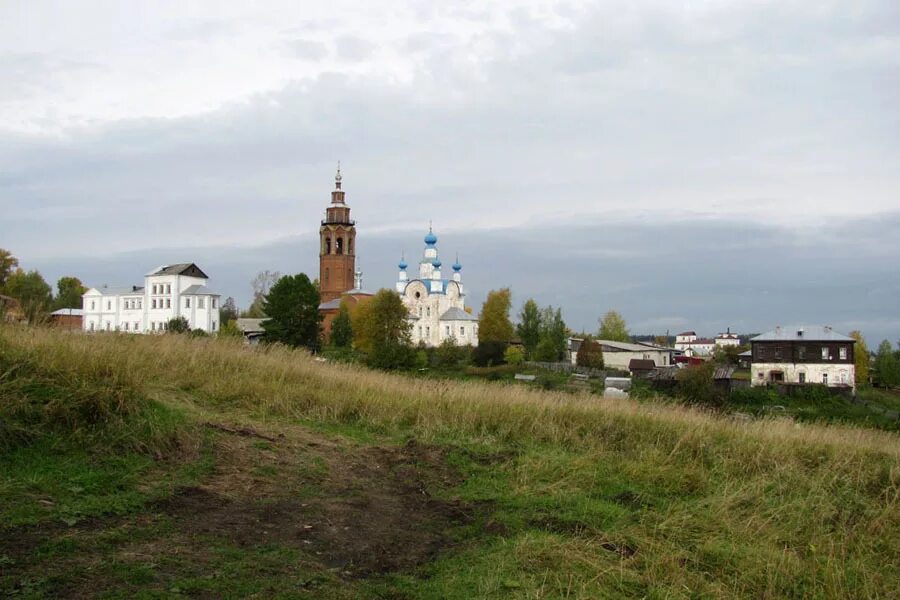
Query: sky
[{"left": 1, "top": 1, "right": 898, "bottom": 342}]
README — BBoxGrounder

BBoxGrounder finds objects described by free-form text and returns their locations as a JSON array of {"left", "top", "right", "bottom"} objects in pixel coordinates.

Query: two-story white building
[{"left": 82, "top": 263, "right": 221, "bottom": 334}]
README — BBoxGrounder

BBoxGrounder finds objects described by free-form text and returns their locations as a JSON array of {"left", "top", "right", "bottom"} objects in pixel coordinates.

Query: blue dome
[
  {"left": 398, "top": 259, "right": 408, "bottom": 270},
  {"left": 452, "top": 261, "right": 462, "bottom": 272},
  {"left": 432, "top": 258, "right": 442, "bottom": 268},
  {"left": 424, "top": 230, "right": 437, "bottom": 245}
]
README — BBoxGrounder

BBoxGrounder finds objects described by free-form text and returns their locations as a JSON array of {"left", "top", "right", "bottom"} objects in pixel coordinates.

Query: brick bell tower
[{"left": 319, "top": 163, "right": 357, "bottom": 304}]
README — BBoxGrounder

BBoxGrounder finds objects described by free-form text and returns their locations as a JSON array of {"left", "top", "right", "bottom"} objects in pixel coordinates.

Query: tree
[
  {"left": 220, "top": 296, "right": 238, "bottom": 325},
  {"left": 218, "top": 320, "right": 243, "bottom": 338},
  {"left": 536, "top": 306, "right": 567, "bottom": 362},
  {"left": 478, "top": 288, "right": 514, "bottom": 343},
  {"left": 598, "top": 310, "right": 629, "bottom": 342},
  {"left": 848, "top": 331, "right": 870, "bottom": 385},
  {"left": 434, "top": 337, "right": 469, "bottom": 369},
  {"left": 261, "top": 273, "right": 322, "bottom": 350},
  {"left": 3, "top": 268, "right": 51, "bottom": 323},
  {"left": 52, "top": 276, "right": 86, "bottom": 310},
  {"left": 244, "top": 270, "right": 281, "bottom": 317},
  {"left": 167, "top": 316, "right": 190, "bottom": 333},
  {"left": 874, "top": 340, "right": 900, "bottom": 387},
  {"left": 576, "top": 339, "right": 605, "bottom": 369},
  {"left": 516, "top": 299, "right": 542, "bottom": 359},
  {"left": 351, "top": 289, "right": 413, "bottom": 369},
  {"left": 0, "top": 248, "right": 18, "bottom": 289},
  {"left": 331, "top": 301, "right": 353, "bottom": 348}
]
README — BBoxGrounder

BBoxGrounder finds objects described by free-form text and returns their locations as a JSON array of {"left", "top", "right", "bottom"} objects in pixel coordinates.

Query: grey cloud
[
  {"left": 285, "top": 38, "right": 328, "bottom": 61},
  {"left": 335, "top": 35, "right": 375, "bottom": 61}
]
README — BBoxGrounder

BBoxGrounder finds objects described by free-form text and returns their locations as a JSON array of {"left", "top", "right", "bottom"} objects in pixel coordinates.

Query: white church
[
  {"left": 395, "top": 227, "right": 478, "bottom": 347},
  {"left": 82, "top": 263, "right": 221, "bottom": 334}
]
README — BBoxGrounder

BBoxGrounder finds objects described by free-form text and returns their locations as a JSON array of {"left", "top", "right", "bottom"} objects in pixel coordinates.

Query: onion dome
[
  {"left": 398, "top": 258, "right": 408, "bottom": 270},
  {"left": 424, "top": 229, "right": 437, "bottom": 246},
  {"left": 432, "top": 258, "right": 442, "bottom": 268},
  {"left": 452, "top": 252, "right": 462, "bottom": 272}
]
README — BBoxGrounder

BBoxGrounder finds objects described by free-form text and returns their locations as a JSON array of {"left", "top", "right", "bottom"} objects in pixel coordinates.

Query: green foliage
[
  {"left": 166, "top": 316, "right": 190, "bottom": 333},
  {"left": 219, "top": 296, "right": 238, "bottom": 325},
  {"left": 51, "top": 276, "right": 86, "bottom": 310},
  {"left": 504, "top": 345, "right": 525, "bottom": 366},
  {"left": 3, "top": 268, "right": 52, "bottom": 323},
  {"left": 331, "top": 301, "right": 353, "bottom": 348},
  {"left": 849, "top": 331, "right": 869, "bottom": 385},
  {"left": 472, "top": 341, "right": 508, "bottom": 367},
  {"left": 261, "top": 273, "right": 322, "bottom": 350},
  {"left": 478, "top": 288, "right": 514, "bottom": 343},
  {"left": 415, "top": 350, "right": 430, "bottom": 370},
  {"left": 433, "top": 337, "right": 469, "bottom": 369},
  {"left": 712, "top": 344, "right": 747, "bottom": 365},
  {"left": 874, "top": 339, "right": 900, "bottom": 387},
  {"left": 675, "top": 362, "right": 724, "bottom": 406},
  {"left": 576, "top": 339, "right": 604, "bottom": 369},
  {"left": 353, "top": 289, "right": 413, "bottom": 370},
  {"left": 0, "top": 247, "right": 18, "bottom": 288},
  {"left": 536, "top": 305, "right": 567, "bottom": 361},
  {"left": 598, "top": 310, "right": 629, "bottom": 342},
  {"left": 516, "top": 299, "right": 541, "bottom": 359},
  {"left": 217, "top": 319, "right": 242, "bottom": 338}
]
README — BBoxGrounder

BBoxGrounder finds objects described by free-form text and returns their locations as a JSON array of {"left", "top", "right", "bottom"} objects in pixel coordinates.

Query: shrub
[
  {"left": 167, "top": 316, "right": 190, "bottom": 333},
  {"left": 576, "top": 339, "right": 604, "bottom": 369},
  {"left": 504, "top": 346, "right": 525, "bottom": 365},
  {"left": 472, "top": 341, "right": 508, "bottom": 367},
  {"left": 676, "top": 362, "right": 724, "bottom": 407},
  {"left": 433, "top": 338, "right": 470, "bottom": 369},
  {"left": 415, "top": 350, "right": 429, "bottom": 370}
]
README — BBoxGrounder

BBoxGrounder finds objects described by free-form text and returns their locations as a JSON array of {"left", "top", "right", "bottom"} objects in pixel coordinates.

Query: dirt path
[{"left": 1, "top": 422, "right": 482, "bottom": 597}]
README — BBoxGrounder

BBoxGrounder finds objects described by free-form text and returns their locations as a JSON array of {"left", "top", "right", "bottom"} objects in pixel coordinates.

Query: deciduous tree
[
  {"left": 331, "top": 301, "right": 353, "bottom": 348},
  {"left": 220, "top": 296, "right": 238, "bottom": 325},
  {"left": 351, "top": 289, "right": 412, "bottom": 369},
  {"left": 849, "top": 331, "right": 870, "bottom": 385},
  {"left": 598, "top": 310, "right": 630, "bottom": 342},
  {"left": 52, "top": 276, "right": 86, "bottom": 310},
  {"left": 516, "top": 299, "right": 541, "bottom": 359},
  {"left": 0, "top": 248, "right": 18, "bottom": 289},
  {"left": 478, "top": 288, "right": 514, "bottom": 343},
  {"left": 576, "top": 339, "right": 604, "bottom": 369},
  {"left": 4, "top": 268, "right": 51, "bottom": 323},
  {"left": 874, "top": 340, "right": 900, "bottom": 387},
  {"left": 166, "top": 316, "right": 190, "bottom": 333},
  {"left": 537, "top": 306, "right": 567, "bottom": 362},
  {"left": 261, "top": 273, "right": 322, "bottom": 350}
]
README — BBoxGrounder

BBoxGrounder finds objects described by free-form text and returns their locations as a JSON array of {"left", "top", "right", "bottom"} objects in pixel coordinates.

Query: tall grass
[{"left": 2, "top": 326, "right": 899, "bottom": 597}]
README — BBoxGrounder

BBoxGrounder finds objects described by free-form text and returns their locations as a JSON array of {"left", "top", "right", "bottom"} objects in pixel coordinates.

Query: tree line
[{"left": 0, "top": 248, "right": 87, "bottom": 323}]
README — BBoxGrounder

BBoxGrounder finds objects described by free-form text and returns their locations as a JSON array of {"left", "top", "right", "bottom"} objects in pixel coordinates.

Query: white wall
[{"left": 751, "top": 362, "right": 855, "bottom": 391}]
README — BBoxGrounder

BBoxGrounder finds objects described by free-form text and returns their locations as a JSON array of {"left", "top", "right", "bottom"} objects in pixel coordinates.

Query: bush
[
  {"left": 368, "top": 341, "right": 415, "bottom": 371},
  {"left": 167, "top": 316, "right": 190, "bottom": 333},
  {"left": 576, "top": 339, "right": 604, "bottom": 369},
  {"left": 676, "top": 362, "right": 725, "bottom": 407},
  {"left": 415, "top": 350, "right": 429, "bottom": 370},
  {"left": 433, "top": 338, "right": 470, "bottom": 369},
  {"left": 504, "top": 346, "right": 525, "bottom": 366},
  {"left": 472, "top": 341, "right": 508, "bottom": 367}
]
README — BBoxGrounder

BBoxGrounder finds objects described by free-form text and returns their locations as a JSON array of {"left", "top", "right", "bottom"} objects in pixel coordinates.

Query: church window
[
  {"left": 212, "top": 321, "right": 217, "bottom": 331},
  {"left": 91, "top": 301, "right": 95, "bottom": 310},
  {"left": 152, "top": 299, "right": 157, "bottom": 309},
  {"left": 185, "top": 298, "right": 191, "bottom": 308},
  {"left": 426, "top": 307, "right": 430, "bottom": 317},
  {"left": 426, "top": 326, "right": 430, "bottom": 338},
  {"left": 152, "top": 285, "right": 157, "bottom": 294},
  {"left": 446, "top": 326, "right": 450, "bottom": 336},
  {"left": 418, "top": 307, "right": 422, "bottom": 317},
  {"left": 212, "top": 298, "right": 217, "bottom": 309},
  {"left": 418, "top": 326, "right": 422, "bottom": 338},
  {"left": 107, "top": 300, "right": 111, "bottom": 310},
  {"left": 460, "top": 327, "right": 465, "bottom": 336},
  {"left": 326, "top": 238, "right": 331, "bottom": 254},
  {"left": 415, "top": 291, "right": 421, "bottom": 299},
  {"left": 134, "top": 322, "right": 139, "bottom": 331},
  {"left": 198, "top": 298, "right": 205, "bottom": 309},
  {"left": 166, "top": 298, "right": 171, "bottom": 309},
  {"left": 336, "top": 238, "right": 344, "bottom": 255},
  {"left": 166, "top": 284, "right": 171, "bottom": 294}
]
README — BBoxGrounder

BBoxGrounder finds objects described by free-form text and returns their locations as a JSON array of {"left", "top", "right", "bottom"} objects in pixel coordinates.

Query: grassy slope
[{"left": 1, "top": 326, "right": 899, "bottom": 599}]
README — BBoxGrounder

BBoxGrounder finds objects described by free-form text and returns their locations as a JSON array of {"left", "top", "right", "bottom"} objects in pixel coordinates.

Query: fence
[{"left": 524, "top": 361, "right": 607, "bottom": 379}]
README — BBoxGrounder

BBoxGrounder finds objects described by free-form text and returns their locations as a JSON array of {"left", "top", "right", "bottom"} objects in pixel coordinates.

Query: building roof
[
  {"left": 181, "top": 284, "right": 220, "bottom": 296},
  {"left": 318, "top": 298, "right": 342, "bottom": 310},
  {"left": 88, "top": 285, "right": 144, "bottom": 296},
  {"left": 677, "top": 331, "right": 696, "bottom": 336},
  {"left": 568, "top": 337, "right": 584, "bottom": 353},
  {"left": 739, "top": 350, "right": 752, "bottom": 357},
  {"left": 716, "top": 333, "right": 739, "bottom": 339},
  {"left": 236, "top": 318, "right": 268, "bottom": 334},
  {"left": 751, "top": 325, "right": 854, "bottom": 342},
  {"left": 439, "top": 307, "right": 478, "bottom": 322},
  {"left": 402, "top": 278, "right": 461, "bottom": 296},
  {"left": 50, "top": 308, "right": 84, "bottom": 316},
  {"left": 713, "top": 365, "right": 737, "bottom": 380},
  {"left": 599, "top": 340, "right": 669, "bottom": 352},
  {"left": 146, "top": 263, "right": 209, "bottom": 279},
  {"left": 681, "top": 338, "right": 716, "bottom": 345},
  {"left": 629, "top": 359, "right": 656, "bottom": 371}
]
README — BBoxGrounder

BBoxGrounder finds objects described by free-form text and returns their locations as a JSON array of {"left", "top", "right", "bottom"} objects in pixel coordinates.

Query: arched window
[
  {"left": 325, "top": 268, "right": 330, "bottom": 282},
  {"left": 325, "top": 238, "right": 331, "bottom": 254},
  {"left": 336, "top": 237, "right": 344, "bottom": 255}
]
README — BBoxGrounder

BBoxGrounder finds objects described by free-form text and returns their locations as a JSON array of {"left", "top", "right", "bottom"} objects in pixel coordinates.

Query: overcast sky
[{"left": 2, "top": 1, "right": 898, "bottom": 341}]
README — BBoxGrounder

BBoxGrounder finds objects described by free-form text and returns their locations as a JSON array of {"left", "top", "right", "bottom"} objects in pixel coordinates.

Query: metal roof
[
  {"left": 87, "top": 286, "right": 144, "bottom": 296},
  {"left": 181, "top": 284, "right": 220, "bottom": 296},
  {"left": 236, "top": 318, "right": 268, "bottom": 334},
  {"left": 146, "top": 263, "right": 209, "bottom": 278},
  {"left": 50, "top": 308, "right": 84, "bottom": 316},
  {"left": 598, "top": 340, "right": 669, "bottom": 352},
  {"left": 439, "top": 307, "right": 478, "bottom": 321},
  {"left": 751, "top": 325, "right": 854, "bottom": 342}
]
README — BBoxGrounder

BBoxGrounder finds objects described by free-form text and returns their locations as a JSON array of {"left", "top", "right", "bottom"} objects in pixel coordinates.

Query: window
[
  {"left": 336, "top": 237, "right": 343, "bottom": 254},
  {"left": 757, "top": 371, "right": 764, "bottom": 380},
  {"left": 107, "top": 300, "right": 111, "bottom": 310},
  {"left": 426, "top": 307, "right": 431, "bottom": 317},
  {"left": 91, "top": 301, "right": 95, "bottom": 310},
  {"left": 89, "top": 322, "right": 94, "bottom": 331},
  {"left": 460, "top": 327, "right": 465, "bottom": 336},
  {"left": 798, "top": 346, "right": 806, "bottom": 359},
  {"left": 774, "top": 347, "right": 782, "bottom": 360},
  {"left": 166, "top": 284, "right": 171, "bottom": 294},
  {"left": 446, "top": 326, "right": 450, "bottom": 336},
  {"left": 152, "top": 285, "right": 157, "bottom": 294},
  {"left": 839, "top": 347, "right": 847, "bottom": 360},
  {"left": 212, "top": 298, "right": 217, "bottom": 309},
  {"left": 134, "top": 322, "right": 139, "bottom": 331},
  {"left": 822, "top": 373, "right": 828, "bottom": 385},
  {"left": 325, "top": 238, "right": 331, "bottom": 254},
  {"left": 426, "top": 326, "right": 430, "bottom": 338},
  {"left": 124, "top": 322, "right": 129, "bottom": 331},
  {"left": 152, "top": 299, "right": 157, "bottom": 309},
  {"left": 212, "top": 321, "right": 217, "bottom": 330},
  {"left": 798, "top": 372, "right": 806, "bottom": 384},
  {"left": 165, "top": 298, "right": 171, "bottom": 309},
  {"left": 185, "top": 298, "right": 191, "bottom": 308},
  {"left": 151, "top": 322, "right": 156, "bottom": 331},
  {"left": 105, "top": 322, "right": 111, "bottom": 331},
  {"left": 821, "top": 347, "right": 830, "bottom": 360},
  {"left": 198, "top": 298, "right": 205, "bottom": 309},
  {"left": 418, "top": 326, "right": 423, "bottom": 337}
]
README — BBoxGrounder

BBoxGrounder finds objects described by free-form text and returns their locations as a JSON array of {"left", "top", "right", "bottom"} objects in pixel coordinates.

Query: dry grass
[{"left": 3, "top": 325, "right": 899, "bottom": 598}]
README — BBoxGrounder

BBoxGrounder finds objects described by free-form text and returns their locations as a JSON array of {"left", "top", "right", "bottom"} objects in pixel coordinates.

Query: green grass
[{"left": 1, "top": 326, "right": 899, "bottom": 598}]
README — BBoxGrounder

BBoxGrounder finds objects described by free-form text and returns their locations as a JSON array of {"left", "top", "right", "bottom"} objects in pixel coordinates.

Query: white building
[
  {"left": 715, "top": 328, "right": 741, "bottom": 348},
  {"left": 83, "top": 263, "right": 221, "bottom": 334},
  {"left": 595, "top": 340, "right": 674, "bottom": 370},
  {"left": 674, "top": 330, "right": 715, "bottom": 356},
  {"left": 395, "top": 227, "right": 478, "bottom": 347},
  {"left": 750, "top": 325, "right": 856, "bottom": 392}
]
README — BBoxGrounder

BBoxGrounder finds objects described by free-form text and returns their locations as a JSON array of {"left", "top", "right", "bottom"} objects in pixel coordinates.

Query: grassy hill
[{"left": 1, "top": 325, "right": 898, "bottom": 599}]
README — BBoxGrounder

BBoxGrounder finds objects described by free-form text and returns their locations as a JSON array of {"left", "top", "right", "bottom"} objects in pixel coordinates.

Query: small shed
[
  {"left": 236, "top": 318, "right": 268, "bottom": 345},
  {"left": 49, "top": 308, "right": 84, "bottom": 330},
  {"left": 628, "top": 358, "right": 656, "bottom": 377}
]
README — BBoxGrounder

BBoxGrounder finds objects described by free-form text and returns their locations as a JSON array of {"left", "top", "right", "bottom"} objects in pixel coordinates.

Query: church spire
[{"left": 335, "top": 161, "right": 342, "bottom": 190}]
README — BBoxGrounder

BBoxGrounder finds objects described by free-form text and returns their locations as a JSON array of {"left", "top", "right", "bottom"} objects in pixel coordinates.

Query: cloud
[
  {"left": 334, "top": 35, "right": 376, "bottom": 62},
  {"left": 285, "top": 39, "right": 329, "bottom": 61}
]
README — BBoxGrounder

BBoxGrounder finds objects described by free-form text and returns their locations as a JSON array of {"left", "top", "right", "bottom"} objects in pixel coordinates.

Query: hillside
[{"left": 1, "top": 326, "right": 898, "bottom": 599}]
